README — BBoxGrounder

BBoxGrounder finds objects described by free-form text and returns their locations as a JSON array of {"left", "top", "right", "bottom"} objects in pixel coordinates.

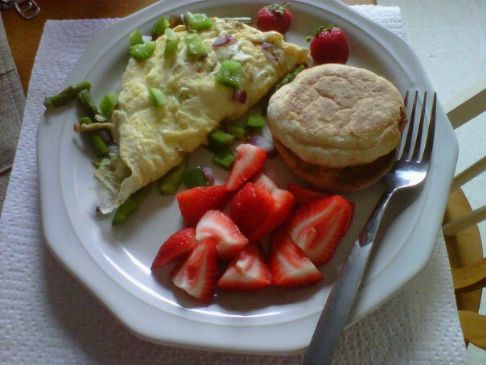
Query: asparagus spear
[
  {"left": 274, "top": 65, "right": 305, "bottom": 91},
  {"left": 221, "top": 17, "right": 252, "bottom": 24},
  {"left": 112, "top": 187, "right": 150, "bottom": 226},
  {"left": 158, "top": 162, "right": 186, "bottom": 195},
  {"left": 43, "top": 80, "right": 91, "bottom": 110},
  {"left": 77, "top": 89, "right": 107, "bottom": 122},
  {"left": 79, "top": 117, "right": 109, "bottom": 158}
]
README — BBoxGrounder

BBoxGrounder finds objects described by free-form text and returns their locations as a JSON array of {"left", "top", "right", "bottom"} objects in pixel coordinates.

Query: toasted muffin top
[{"left": 267, "top": 64, "right": 405, "bottom": 168}]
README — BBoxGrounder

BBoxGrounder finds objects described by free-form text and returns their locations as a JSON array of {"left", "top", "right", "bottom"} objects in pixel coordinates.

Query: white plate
[{"left": 37, "top": 0, "right": 458, "bottom": 354}]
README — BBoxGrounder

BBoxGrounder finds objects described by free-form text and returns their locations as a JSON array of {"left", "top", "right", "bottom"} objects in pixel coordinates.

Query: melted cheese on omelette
[{"left": 96, "top": 18, "right": 308, "bottom": 213}]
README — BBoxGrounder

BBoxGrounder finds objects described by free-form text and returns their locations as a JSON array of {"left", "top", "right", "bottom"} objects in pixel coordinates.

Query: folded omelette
[{"left": 96, "top": 17, "right": 308, "bottom": 213}]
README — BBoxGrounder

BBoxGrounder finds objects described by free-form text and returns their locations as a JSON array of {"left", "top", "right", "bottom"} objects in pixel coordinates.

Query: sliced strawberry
[
  {"left": 218, "top": 244, "right": 272, "bottom": 291},
  {"left": 270, "top": 231, "right": 322, "bottom": 287},
  {"left": 195, "top": 210, "right": 249, "bottom": 259},
  {"left": 171, "top": 237, "right": 218, "bottom": 303},
  {"left": 151, "top": 228, "right": 197, "bottom": 270},
  {"left": 287, "top": 195, "right": 354, "bottom": 265},
  {"left": 176, "top": 185, "right": 229, "bottom": 226},
  {"left": 225, "top": 144, "right": 266, "bottom": 191},
  {"left": 253, "top": 172, "right": 279, "bottom": 192},
  {"left": 229, "top": 183, "right": 275, "bottom": 239},
  {"left": 287, "top": 183, "right": 329, "bottom": 206},
  {"left": 249, "top": 174, "right": 295, "bottom": 241}
]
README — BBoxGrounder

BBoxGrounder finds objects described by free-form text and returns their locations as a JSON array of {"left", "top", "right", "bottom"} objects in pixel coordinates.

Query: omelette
[{"left": 95, "top": 17, "right": 308, "bottom": 213}]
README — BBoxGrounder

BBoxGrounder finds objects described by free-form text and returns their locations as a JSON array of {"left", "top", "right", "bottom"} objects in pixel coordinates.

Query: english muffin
[{"left": 267, "top": 64, "right": 405, "bottom": 192}]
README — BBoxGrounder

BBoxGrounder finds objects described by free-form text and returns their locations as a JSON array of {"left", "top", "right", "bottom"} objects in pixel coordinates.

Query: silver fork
[{"left": 303, "top": 91, "right": 437, "bottom": 365}]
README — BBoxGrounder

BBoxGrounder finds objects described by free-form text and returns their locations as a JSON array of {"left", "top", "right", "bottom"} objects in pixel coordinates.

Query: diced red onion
[
  {"left": 212, "top": 34, "right": 236, "bottom": 47},
  {"left": 249, "top": 135, "right": 276, "bottom": 157},
  {"left": 98, "top": 129, "right": 113, "bottom": 144},
  {"left": 261, "top": 41, "right": 273, "bottom": 50},
  {"left": 201, "top": 166, "right": 215, "bottom": 185},
  {"left": 232, "top": 89, "right": 247, "bottom": 103}
]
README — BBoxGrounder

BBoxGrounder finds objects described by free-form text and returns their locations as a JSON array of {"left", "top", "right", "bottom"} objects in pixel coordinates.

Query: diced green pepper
[
  {"left": 112, "top": 187, "right": 150, "bottom": 225},
  {"left": 182, "top": 167, "right": 209, "bottom": 188},
  {"left": 129, "top": 41, "right": 156, "bottom": 61},
  {"left": 164, "top": 28, "right": 179, "bottom": 58},
  {"left": 43, "top": 80, "right": 91, "bottom": 110},
  {"left": 184, "top": 12, "right": 213, "bottom": 31},
  {"left": 227, "top": 125, "right": 247, "bottom": 140},
  {"left": 212, "top": 147, "right": 236, "bottom": 170},
  {"left": 79, "top": 117, "right": 109, "bottom": 158},
  {"left": 209, "top": 129, "right": 235, "bottom": 147},
  {"left": 99, "top": 92, "right": 118, "bottom": 117},
  {"left": 216, "top": 60, "right": 242, "bottom": 89},
  {"left": 152, "top": 16, "right": 169, "bottom": 37},
  {"left": 185, "top": 33, "right": 208, "bottom": 60},
  {"left": 158, "top": 163, "right": 186, "bottom": 195},
  {"left": 129, "top": 29, "right": 144, "bottom": 46},
  {"left": 148, "top": 87, "right": 166, "bottom": 107},
  {"left": 247, "top": 114, "right": 266, "bottom": 129}
]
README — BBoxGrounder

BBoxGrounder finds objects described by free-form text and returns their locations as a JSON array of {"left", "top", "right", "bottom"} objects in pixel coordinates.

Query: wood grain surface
[
  {"left": 443, "top": 188, "right": 485, "bottom": 347},
  {"left": 2, "top": 0, "right": 375, "bottom": 91},
  {"left": 443, "top": 189, "right": 484, "bottom": 314}
]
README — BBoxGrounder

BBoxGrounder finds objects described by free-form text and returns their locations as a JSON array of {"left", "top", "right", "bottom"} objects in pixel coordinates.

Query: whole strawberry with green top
[
  {"left": 256, "top": 3, "right": 293, "bottom": 34},
  {"left": 309, "top": 26, "right": 350, "bottom": 65}
]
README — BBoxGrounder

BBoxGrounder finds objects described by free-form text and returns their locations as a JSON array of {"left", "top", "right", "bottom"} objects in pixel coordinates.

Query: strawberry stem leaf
[
  {"left": 315, "top": 24, "right": 334, "bottom": 35},
  {"left": 267, "top": 2, "right": 290, "bottom": 15}
]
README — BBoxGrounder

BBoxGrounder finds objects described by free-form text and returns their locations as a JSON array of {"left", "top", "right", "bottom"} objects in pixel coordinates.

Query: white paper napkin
[{"left": 0, "top": 5, "right": 467, "bottom": 364}]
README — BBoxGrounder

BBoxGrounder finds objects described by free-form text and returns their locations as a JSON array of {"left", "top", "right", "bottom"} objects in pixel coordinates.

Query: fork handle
[{"left": 303, "top": 191, "right": 394, "bottom": 365}]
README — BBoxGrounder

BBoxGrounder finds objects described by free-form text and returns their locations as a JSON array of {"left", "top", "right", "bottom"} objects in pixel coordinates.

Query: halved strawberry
[
  {"left": 225, "top": 144, "right": 266, "bottom": 191},
  {"left": 287, "top": 183, "right": 328, "bottom": 206},
  {"left": 151, "top": 228, "right": 197, "bottom": 270},
  {"left": 195, "top": 210, "right": 249, "bottom": 259},
  {"left": 171, "top": 237, "right": 218, "bottom": 303},
  {"left": 253, "top": 172, "right": 278, "bottom": 192},
  {"left": 249, "top": 174, "right": 295, "bottom": 241},
  {"left": 229, "top": 183, "right": 275, "bottom": 239},
  {"left": 218, "top": 244, "right": 272, "bottom": 291},
  {"left": 270, "top": 231, "right": 322, "bottom": 287},
  {"left": 287, "top": 195, "right": 354, "bottom": 265},
  {"left": 176, "top": 185, "right": 229, "bottom": 226}
]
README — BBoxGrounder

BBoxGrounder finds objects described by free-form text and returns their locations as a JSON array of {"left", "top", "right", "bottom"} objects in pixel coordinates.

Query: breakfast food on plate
[
  {"left": 44, "top": 7, "right": 371, "bottom": 304},
  {"left": 94, "top": 16, "right": 308, "bottom": 213},
  {"left": 267, "top": 63, "right": 405, "bottom": 192}
]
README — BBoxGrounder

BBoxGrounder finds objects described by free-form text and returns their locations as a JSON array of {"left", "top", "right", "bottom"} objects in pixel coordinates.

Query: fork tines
[{"left": 399, "top": 91, "right": 437, "bottom": 163}]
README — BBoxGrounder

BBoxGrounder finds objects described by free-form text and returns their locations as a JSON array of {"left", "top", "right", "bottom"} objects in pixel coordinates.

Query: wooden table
[{"left": 2, "top": 0, "right": 375, "bottom": 91}]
